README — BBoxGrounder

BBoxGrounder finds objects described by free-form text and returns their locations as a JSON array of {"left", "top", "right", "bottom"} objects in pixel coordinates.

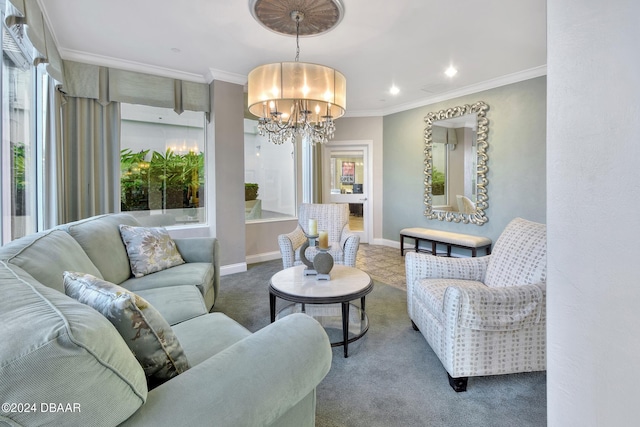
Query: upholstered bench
[{"left": 400, "top": 227, "right": 492, "bottom": 257}]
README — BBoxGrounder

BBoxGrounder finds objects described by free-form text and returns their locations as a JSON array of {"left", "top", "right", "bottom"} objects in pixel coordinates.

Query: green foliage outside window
[
  {"left": 11, "top": 142, "right": 27, "bottom": 216},
  {"left": 12, "top": 142, "right": 26, "bottom": 191},
  {"left": 120, "top": 149, "right": 204, "bottom": 211},
  {"left": 431, "top": 166, "right": 445, "bottom": 196}
]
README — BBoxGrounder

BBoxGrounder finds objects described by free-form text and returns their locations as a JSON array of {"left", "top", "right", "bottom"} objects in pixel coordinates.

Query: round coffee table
[{"left": 269, "top": 264, "right": 373, "bottom": 358}]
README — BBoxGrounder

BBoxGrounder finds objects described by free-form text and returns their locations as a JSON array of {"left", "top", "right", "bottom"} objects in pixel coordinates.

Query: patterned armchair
[
  {"left": 405, "top": 218, "right": 546, "bottom": 391},
  {"left": 278, "top": 203, "right": 360, "bottom": 269}
]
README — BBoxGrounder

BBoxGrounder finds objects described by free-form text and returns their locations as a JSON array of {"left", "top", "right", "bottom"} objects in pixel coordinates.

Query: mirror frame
[{"left": 423, "top": 101, "right": 490, "bottom": 225}]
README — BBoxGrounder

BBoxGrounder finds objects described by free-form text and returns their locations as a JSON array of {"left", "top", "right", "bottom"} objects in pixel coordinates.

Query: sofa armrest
[
  {"left": 443, "top": 282, "right": 546, "bottom": 331},
  {"left": 173, "top": 237, "right": 220, "bottom": 303},
  {"left": 119, "top": 313, "right": 332, "bottom": 427},
  {"left": 278, "top": 226, "right": 306, "bottom": 268},
  {"left": 173, "top": 237, "right": 217, "bottom": 264}
]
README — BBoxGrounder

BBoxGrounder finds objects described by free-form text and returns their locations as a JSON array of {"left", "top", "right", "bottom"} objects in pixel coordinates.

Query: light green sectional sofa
[{"left": 0, "top": 213, "right": 332, "bottom": 427}]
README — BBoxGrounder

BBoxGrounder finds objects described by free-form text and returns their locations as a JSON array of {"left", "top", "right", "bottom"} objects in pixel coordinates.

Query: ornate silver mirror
[{"left": 424, "top": 101, "right": 489, "bottom": 225}]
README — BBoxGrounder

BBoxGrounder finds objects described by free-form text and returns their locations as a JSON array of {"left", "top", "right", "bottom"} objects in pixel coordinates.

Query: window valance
[
  {"left": 61, "top": 60, "right": 211, "bottom": 116},
  {"left": 5, "top": 0, "right": 65, "bottom": 83},
  {"left": 4, "top": 0, "right": 209, "bottom": 116}
]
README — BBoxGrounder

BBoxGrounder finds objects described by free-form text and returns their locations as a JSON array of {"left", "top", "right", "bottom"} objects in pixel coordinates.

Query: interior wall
[
  {"left": 245, "top": 219, "right": 298, "bottom": 263},
  {"left": 547, "top": 1, "right": 640, "bottom": 425},
  {"left": 211, "top": 80, "right": 246, "bottom": 268},
  {"left": 382, "top": 77, "right": 547, "bottom": 245}
]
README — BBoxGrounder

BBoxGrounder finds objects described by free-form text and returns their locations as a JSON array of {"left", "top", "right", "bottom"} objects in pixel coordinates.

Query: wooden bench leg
[{"left": 400, "top": 234, "right": 405, "bottom": 256}]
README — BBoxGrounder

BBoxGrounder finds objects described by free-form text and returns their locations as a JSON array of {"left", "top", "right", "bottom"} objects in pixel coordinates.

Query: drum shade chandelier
[{"left": 247, "top": 0, "right": 346, "bottom": 145}]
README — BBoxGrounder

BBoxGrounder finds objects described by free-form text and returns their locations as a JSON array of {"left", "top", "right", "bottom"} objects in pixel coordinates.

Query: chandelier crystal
[{"left": 247, "top": 1, "right": 346, "bottom": 145}]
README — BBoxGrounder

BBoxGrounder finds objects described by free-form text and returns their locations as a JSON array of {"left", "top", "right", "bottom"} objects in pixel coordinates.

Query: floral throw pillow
[
  {"left": 119, "top": 224, "right": 185, "bottom": 278},
  {"left": 63, "top": 271, "right": 190, "bottom": 389}
]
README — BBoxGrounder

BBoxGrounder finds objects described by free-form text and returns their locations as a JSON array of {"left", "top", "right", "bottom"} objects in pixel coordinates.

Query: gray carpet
[{"left": 215, "top": 260, "right": 546, "bottom": 427}]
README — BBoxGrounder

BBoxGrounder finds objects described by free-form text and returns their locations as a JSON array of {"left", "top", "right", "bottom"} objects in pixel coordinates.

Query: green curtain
[
  {"left": 58, "top": 96, "right": 121, "bottom": 223},
  {"left": 310, "top": 142, "right": 323, "bottom": 203},
  {"left": 301, "top": 136, "right": 323, "bottom": 204},
  {"left": 41, "top": 79, "right": 61, "bottom": 229}
]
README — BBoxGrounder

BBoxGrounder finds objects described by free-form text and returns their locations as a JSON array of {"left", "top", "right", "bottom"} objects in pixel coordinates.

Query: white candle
[
  {"left": 318, "top": 231, "right": 328, "bottom": 249},
  {"left": 308, "top": 219, "right": 317, "bottom": 236}
]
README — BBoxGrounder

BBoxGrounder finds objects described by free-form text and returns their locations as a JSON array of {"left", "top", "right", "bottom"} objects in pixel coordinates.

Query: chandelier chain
[{"left": 295, "top": 14, "right": 300, "bottom": 62}]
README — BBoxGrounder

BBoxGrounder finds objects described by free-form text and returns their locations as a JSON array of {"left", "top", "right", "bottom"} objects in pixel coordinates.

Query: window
[
  {"left": 120, "top": 104, "right": 207, "bottom": 226},
  {"left": 244, "top": 119, "right": 297, "bottom": 221},
  {"left": 431, "top": 141, "right": 447, "bottom": 206},
  {"left": 1, "top": 22, "right": 48, "bottom": 243}
]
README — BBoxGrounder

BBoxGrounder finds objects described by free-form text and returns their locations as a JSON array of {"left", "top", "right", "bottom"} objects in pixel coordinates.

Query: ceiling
[{"left": 40, "top": 0, "right": 546, "bottom": 117}]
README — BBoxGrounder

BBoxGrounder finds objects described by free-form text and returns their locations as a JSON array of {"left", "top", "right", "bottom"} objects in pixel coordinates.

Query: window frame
[
  {"left": 0, "top": 45, "right": 48, "bottom": 243},
  {"left": 119, "top": 103, "right": 209, "bottom": 228}
]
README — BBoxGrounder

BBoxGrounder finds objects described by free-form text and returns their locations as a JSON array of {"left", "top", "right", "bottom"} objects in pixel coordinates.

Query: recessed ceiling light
[
  {"left": 445, "top": 66, "right": 458, "bottom": 77},
  {"left": 389, "top": 85, "right": 400, "bottom": 95}
]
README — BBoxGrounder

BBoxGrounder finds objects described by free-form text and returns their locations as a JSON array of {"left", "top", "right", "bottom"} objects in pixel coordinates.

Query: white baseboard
[
  {"left": 220, "top": 252, "right": 282, "bottom": 276},
  {"left": 220, "top": 262, "right": 247, "bottom": 276},
  {"left": 373, "top": 238, "right": 400, "bottom": 248},
  {"left": 246, "top": 251, "right": 282, "bottom": 265}
]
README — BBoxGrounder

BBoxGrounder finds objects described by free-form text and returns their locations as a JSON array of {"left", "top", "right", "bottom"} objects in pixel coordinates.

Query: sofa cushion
[
  {"left": 171, "top": 313, "right": 252, "bottom": 366},
  {"left": 0, "top": 262, "right": 146, "bottom": 427},
  {"left": 63, "top": 272, "right": 191, "bottom": 389},
  {"left": 121, "top": 262, "right": 214, "bottom": 299},
  {"left": 65, "top": 213, "right": 141, "bottom": 285},
  {"left": 119, "top": 224, "right": 185, "bottom": 278},
  {"left": 136, "top": 285, "right": 208, "bottom": 326},
  {"left": 0, "top": 229, "right": 102, "bottom": 293}
]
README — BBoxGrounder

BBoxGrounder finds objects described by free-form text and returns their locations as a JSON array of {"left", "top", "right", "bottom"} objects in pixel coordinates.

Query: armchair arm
[
  {"left": 405, "top": 251, "right": 489, "bottom": 295},
  {"left": 120, "top": 314, "right": 332, "bottom": 427},
  {"left": 278, "top": 226, "right": 306, "bottom": 268},
  {"left": 173, "top": 237, "right": 220, "bottom": 303},
  {"left": 340, "top": 224, "right": 360, "bottom": 267},
  {"left": 443, "top": 282, "right": 545, "bottom": 331}
]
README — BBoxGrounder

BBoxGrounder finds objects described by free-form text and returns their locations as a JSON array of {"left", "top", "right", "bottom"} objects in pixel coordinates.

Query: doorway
[{"left": 323, "top": 142, "right": 372, "bottom": 243}]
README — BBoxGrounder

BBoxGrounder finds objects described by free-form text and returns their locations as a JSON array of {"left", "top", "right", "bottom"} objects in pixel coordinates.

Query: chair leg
[
  {"left": 411, "top": 320, "right": 419, "bottom": 331},
  {"left": 447, "top": 373, "right": 468, "bottom": 392}
]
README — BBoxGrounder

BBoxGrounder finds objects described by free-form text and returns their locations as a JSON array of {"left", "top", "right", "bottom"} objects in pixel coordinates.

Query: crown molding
[
  {"left": 59, "top": 48, "right": 209, "bottom": 83},
  {"left": 57, "top": 48, "right": 546, "bottom": 116},
  {"left": 346, "top": 65, "right": 547, "bottom": 118},
  {"left": 206, "top": 68, "right": 248, "bottom": 85},
  {"left": 58, "top": 48, "right": 251, "bottom": 86}
]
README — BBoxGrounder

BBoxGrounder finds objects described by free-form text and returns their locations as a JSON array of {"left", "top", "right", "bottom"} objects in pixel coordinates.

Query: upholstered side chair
[
  {"left": 405, "top": 217, "right": 547, "bottom": 391},
  {"left": 278, "top": 203, "right": 360, "bottom": 269}
]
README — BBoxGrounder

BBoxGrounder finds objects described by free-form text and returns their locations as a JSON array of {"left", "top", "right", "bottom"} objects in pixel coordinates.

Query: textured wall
[
  {"left": 382, "top": 77, "right": 547, "bottom": 245},
  {"left": 547, "top": 1, "right": 640, "bottom": 425}
]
